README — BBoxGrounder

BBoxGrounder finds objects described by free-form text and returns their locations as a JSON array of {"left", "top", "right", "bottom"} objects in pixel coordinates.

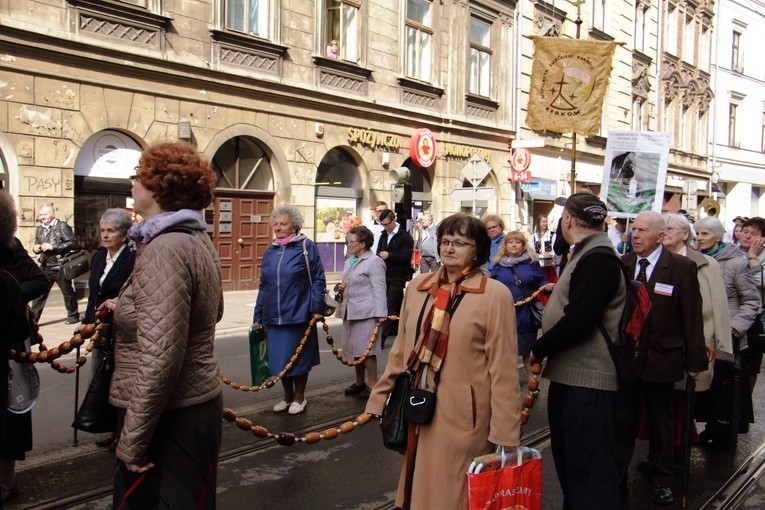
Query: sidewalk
[{"left": 35, "top": 290, "right": 343, "bottom": 348}]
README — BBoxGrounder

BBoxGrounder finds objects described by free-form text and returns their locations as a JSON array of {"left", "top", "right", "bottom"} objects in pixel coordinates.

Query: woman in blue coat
[
  {"left": 253, "top": 205, "right": 327, "bottom": 415},
  {"left": 491, "top": 230, "right": 554, "bottom": 380}
]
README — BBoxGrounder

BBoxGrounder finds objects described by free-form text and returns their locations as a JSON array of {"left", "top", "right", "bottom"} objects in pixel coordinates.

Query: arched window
[{"left": 212, "top": 136, "right": 274, "bottom": 191}]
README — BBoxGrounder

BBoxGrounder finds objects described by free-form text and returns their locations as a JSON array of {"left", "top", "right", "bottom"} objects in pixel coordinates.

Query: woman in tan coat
[{"left": 366, "top": 214, "right": 520, "bottom": 510}]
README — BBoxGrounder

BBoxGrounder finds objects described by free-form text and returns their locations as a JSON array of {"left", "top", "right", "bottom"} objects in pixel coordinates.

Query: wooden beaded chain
[
  {"left": 221, "top": 317, "right": 324, "bottom": 392},
  {"left": 222, "top": 363, "right": 543, "bottom": 447},
  {"left": 325, "top": 315, "right": 398, "bottom": 366},
  {"left": 8, "top": 322, "right": 103, "bottom": 374},
  {"left": 514, "top": 286, "right": 548, "bottom": 307}
]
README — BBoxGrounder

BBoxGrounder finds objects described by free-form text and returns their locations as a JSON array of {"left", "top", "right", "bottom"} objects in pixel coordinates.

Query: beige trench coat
[{"left": 366, "top": 268, "right": 521, "bottom": 509}]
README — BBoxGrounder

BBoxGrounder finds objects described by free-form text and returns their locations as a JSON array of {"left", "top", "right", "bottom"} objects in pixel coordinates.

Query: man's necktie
[
  {"left": 377, "top": 231, "right": 388, "bottom": 254},
  {"left": 637, "top": 258, "right": 650, "bottom": 284}
]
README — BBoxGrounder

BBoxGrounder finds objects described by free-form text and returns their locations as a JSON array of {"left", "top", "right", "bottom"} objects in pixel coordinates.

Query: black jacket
[
  {"left": 378, "top": 228, "right": 414, "bottom": 280},
  {"left": 34, "top": 220, "right": 79, "bottom": 268},
  {"left": 0, "top": 238, "right": 48, "bottom": 303},
  {"left": 82, "top": 247, "right": 136, "bottom": 324}
]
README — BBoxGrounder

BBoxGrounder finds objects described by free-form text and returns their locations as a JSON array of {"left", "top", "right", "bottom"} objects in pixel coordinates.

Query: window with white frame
[
  {"left": 592, "top": 0, "right": 606, "bottom": 31},
  {"left": 469, "top": 16, "right": 491, "bottom": 97},
  {"left": 732, "top": 30, "right": 742, "bottom": 71},
  {"left": 729, "top": 103, "right": 738, "bottom": 147},
  {"left": 325, "top": 0, "right": 360, "bottom": 62},
  {"left": 226, "top": 0, "right": 270, "bottom": 38},
  {"left": 405, "top": 0, "right": 433, "bottom": 82},
  {"left": 683, "top": 14, "right": 695, "bottom": 64},
  {"left": 666, "top": 4, "right": 678, "bottom": 55},
  {"left": 634, "top": 3, "right": 647, "bottom": 54}
]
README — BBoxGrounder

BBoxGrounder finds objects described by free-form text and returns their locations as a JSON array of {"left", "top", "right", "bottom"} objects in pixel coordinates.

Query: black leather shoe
[
  {"left": 652, "top": 485, "right": 673, "bottom": 505},
  {"left": 344, "top": 383, "right": 367, "bottom": 396}
]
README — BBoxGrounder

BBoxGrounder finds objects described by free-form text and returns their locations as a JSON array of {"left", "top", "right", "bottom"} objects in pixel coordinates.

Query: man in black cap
[{"left": 531, "top": 193, "right": 625, "bottom": 509}]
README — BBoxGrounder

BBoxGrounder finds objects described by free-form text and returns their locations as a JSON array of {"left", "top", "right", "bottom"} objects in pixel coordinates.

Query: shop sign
[
  {"left": 443, "top": 143, "right": 491, "bottom": 162},
  {"left": 511, "top": 149, "right": 531, "bottom": 172},
  {"left": 409, "top": 128, "right": 437, "bottom": 168},
  {"left": 347, "top": 128, "right": 401, "bottom": 151}
]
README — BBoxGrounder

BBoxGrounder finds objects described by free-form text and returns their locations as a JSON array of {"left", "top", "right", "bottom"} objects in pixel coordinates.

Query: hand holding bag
[
  {"left": 248, "top": 323, "right": 271, "bottom": 386},
  {"left": 468, "top": 447, "right": 543, "bottom": 510},
  {"left": 72, "top": 324, "right": 116, "bottom": 432}
]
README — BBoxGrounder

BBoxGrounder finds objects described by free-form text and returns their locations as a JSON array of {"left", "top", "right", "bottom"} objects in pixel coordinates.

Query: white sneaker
[
  {"left": 288, "top": 400, "right": 307, "bottom": 415},
  {"left": 272, "top": 400, "right": 291, "bottom": 412}
]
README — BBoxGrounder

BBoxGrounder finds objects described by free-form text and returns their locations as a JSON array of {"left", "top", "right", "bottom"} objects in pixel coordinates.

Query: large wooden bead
[
  {"left": 235, "top": 418, "right": 253, "bottom": 431},
  {"left": 356, "top": 413, "right": 372, "bottom": 426},
  {"left": 277, "top": 433, "right": 296, "bottom": 446},
  {"left": 51, "top": 361, "right": 62, "bottom": 371},
  {"left": 222, "top": 377, "right": 232, "bottom": 385},
  {"left": 523, "top": 394, "right": 535, "bottom": 409},
  {"left": 80, "top": 324, "right": 96, "bottom": 338},
  {"left": 48, "top": 347, "right": 60, "bottom": 360},
  {"left": 323, "top": 428, "right": 338, "bottom": 440},
  {"left": 36, "top": 351, "right": 48, "bottom": 363},
  {"left": 265, "top": 380, "right": 275, "bottom": 388},
  {"left": 304, "top": 432, "right": 321, "bottom": 444},
  {"left": 339, "top": 422, "right": 355, "bottom": 434},
  {"left": 528, "top": 378, "right": 539, "bottom": 392},
  {"left": 531, "top": 363, "right": 542, "bottom": 375},
  {"left": 222, "top": 408, "right": 237, "bottom": 422},
  {"left": 231, "top": 382, "right": 241, "bottom": 389},
  {"left": 252, "top": 426, "right": 269, "bottom": 438},
  {"left": 520, "top": 410, "right": 530, "bottom": 425}
]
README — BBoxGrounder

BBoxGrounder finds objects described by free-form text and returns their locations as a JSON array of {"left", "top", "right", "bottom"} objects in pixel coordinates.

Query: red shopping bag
[{"left": 467, "top": 448, "right": 542, "bottom": 510}]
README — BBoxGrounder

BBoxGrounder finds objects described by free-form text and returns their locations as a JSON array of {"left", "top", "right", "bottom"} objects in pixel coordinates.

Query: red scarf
[{"left": 406, "top": 268, "right": 472, "bottom": 373}]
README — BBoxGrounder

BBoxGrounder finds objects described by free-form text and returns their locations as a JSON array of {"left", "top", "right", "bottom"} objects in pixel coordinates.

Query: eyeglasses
[
  {"left": 440, "top": 239, "right": 475, "bottom": 249},
  {"left": 486, "top": 224, "right": 501, "bottom": 230},
  {"left": 128, "top": 175, "right": 137, "bottom": 185},
  {"left": 380, "top": 220, "right": 394, "bottom": 227},
  {"left": 346, "top": 239, "right": 361, "bottom": 245}
]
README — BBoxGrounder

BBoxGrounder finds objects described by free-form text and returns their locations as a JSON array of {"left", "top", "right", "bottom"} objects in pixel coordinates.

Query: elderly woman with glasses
[
  {"left": 111, "top": 142, "right": 223, "bottom": 508},
  {"left": 74, "top": 208, "right": 136, "bottom": 450},
  {"left": 366, "top": 213, "right": 520, "bottom": 509},
  {"left": 335, "top": 226, "right": 388, "bottom": 398}
]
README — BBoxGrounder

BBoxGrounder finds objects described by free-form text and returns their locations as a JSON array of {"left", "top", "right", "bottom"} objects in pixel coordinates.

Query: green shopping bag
[{"left": 249, "top": 324, "right": 270, "bottom": 386}]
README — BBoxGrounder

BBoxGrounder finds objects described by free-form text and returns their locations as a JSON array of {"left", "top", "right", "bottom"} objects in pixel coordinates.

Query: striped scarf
[{"left": 406, "top": 268, "right": 472, "bottom": 373}]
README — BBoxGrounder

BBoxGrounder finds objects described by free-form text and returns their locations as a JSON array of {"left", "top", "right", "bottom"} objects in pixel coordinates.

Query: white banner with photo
[{"left": 600, "top": 131, "right": 671, "bottom": 218}]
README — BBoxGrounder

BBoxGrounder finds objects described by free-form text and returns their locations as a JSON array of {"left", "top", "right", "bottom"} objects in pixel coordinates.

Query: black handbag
[
  {"left": 60, "top": 250, "right": 90, "bottom": 280},
  {"left": 381, "top": 371, "right": 411, "bottom": 453},
  {"left": 72, "top": 325, "right": 117, "bottom": 433},
  {"left": 404, "top": 386, "right": 437, "bottom": 425}
]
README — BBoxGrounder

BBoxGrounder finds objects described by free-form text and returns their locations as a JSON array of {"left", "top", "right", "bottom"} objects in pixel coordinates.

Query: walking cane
[
  {"left": 730, "top": 336, "right": 743, "bottom": 449},
  {"left": 681, "top": 375, "right": 696, "bottom": 508},
  {"left": 72, "top": 344, "right": 80, "bottom": 447}
]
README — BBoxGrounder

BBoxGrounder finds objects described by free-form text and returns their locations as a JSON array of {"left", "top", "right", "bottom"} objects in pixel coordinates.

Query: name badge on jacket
[{"left": 654, "top": 283, "right": 673, "bottom": 296}]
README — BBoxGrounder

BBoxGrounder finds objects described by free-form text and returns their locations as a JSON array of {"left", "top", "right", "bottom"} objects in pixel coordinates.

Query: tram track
[{"left": 27, "top": 409, "right": 554, "bottom": 510}]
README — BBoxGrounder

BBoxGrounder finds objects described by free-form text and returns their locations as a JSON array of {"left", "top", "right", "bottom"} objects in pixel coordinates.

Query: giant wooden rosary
[{"left": 7, "top": 321, "right": 104, "bottom": 374}]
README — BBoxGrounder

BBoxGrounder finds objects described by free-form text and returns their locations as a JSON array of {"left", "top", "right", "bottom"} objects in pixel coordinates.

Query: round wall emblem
[
  {"left": 409, "top": 128, "right": 437, "bottom": 168},
  {"left": 511, "top": 148, "right": 531, "bottom": 172}
]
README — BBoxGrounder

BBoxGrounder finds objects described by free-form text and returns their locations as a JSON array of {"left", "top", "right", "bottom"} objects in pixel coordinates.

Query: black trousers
[
  {"left": 615, "top": 381, "right": 674, "bottom": 487},
  {"left": 30, "top": 267, "right": 79, "bottom": 321},
  {"left": 381, "top": 276, "right": 407, "bottom": 338},
  {"left": 419, "top": 256, "right": 439, "bottom": 273},
  {"left": 548, "top": 382, "right": 620, "bottom": 510}
]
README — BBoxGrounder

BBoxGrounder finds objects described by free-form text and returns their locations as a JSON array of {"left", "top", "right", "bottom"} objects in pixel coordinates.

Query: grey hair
[
  {"left": 270, "top": 204, "right": 304, "bottom": 232},
  {"left": 100, "top": 208, "right": 132, "bottom": 237},
  {"left": 664, "top": 213, "right": 693, "bottom": 247},
  {"left": 39, "top": 203, "right": 54, "bottom": 214},
  {"left": 695, "top": 216, "right": 725, "bottom": 242},
  {"left": 0, "top": 193, "right": 18, "bottom": 249}
]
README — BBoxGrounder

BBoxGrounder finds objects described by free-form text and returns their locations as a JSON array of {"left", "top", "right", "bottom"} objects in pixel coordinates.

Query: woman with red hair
[{"left": 110, "top": 142, "right": 223, "bottom": 509}]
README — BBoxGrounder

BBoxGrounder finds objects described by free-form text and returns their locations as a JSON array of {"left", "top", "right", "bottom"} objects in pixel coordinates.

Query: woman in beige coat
[{"left": 366, "top": 214, "right": 520, "bottom": 510}]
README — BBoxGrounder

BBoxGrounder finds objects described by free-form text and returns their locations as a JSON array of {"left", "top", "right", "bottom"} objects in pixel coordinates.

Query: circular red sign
[
  {"left": 511, "top": 148, "right": 531, "bottom": 172},
  {"left": 409, "top": 129, "right": 437, "bottom": 168}
]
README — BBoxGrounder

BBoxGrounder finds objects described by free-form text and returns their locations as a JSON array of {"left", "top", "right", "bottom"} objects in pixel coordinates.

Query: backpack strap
[{"left": 578, "top": 246, "right": 628, "bottom": 346}]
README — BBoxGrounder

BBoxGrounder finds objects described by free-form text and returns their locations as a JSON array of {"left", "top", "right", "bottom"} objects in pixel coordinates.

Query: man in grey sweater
[{"left": 531, "top": 193, "right": 625, "bottom": 509}]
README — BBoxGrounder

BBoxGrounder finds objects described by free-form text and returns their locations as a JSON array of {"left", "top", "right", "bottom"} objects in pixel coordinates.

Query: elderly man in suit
[{"left": 616, "top": 211, "right": 708, "bottom": 506}]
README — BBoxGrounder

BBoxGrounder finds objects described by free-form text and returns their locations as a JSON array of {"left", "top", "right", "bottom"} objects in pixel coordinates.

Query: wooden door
[{"left": 211, "top": 194, "right": 273, "bottom": 291}]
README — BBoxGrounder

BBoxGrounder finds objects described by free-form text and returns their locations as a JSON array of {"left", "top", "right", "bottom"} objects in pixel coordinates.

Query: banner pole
[{"left": 570, "top": 1, "right": 584, "bottom": 193}]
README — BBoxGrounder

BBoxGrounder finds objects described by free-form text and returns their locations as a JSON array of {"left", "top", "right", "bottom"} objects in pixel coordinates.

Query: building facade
[
  {"left": 0, "top": 0, "right": 717, "bottom": 287},
  {"left": 708, "top": 0, "right": 765, "bottom": 227}
]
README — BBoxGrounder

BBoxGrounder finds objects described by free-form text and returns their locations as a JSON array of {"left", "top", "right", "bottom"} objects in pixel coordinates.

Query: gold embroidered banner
[{"left": 526, "top": 36, "right": 619, "bottom": 136}]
